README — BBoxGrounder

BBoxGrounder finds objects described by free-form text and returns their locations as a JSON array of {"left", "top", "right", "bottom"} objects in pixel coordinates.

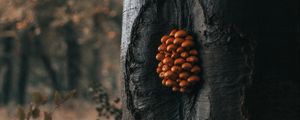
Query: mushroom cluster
[{"left": 156, "top": 29, "right": 201, "bottom": 93}]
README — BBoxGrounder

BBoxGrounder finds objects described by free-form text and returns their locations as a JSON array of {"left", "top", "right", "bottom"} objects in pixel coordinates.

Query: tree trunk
[
  {"left": 33, "top": 34, "right": 61, "bottom": 90},
  {"left": 90, "top": 12, "right": 103, "bottom": 85},
  {"left": 121, "top": 0, "right": 299, "bottom": 120},
  {"left": 17, "top": 28, "right": 31, "bottom": 105},
  {"left": 33, "top": 0, "right": 67, "bottom": 91},
  {"left": 90, "top": 47, "right": 100, "bottom": 84},
  {"left": 1, "top": 36, "right": 14, "bottom": 104},
  {"left": 63, "top": 22, "right": 80, "bottom": 90}
]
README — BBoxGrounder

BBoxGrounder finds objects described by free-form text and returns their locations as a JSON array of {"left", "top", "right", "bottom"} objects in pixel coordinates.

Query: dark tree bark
[
  {"left": 90, "top": 47, "right": 101, "bottom": 84},
  {"left": 17, "top": 28, "right": 31, "bottom": 105},
  {"left": 33, "top": 34, "right": 61, "bottom": 90},
  {"left": 1, "top": 36, "right": 14, "bottom": 104},
  {"left": 89, "top": 12, "right": 103, "bottom": 85},
  {"left": 0, "top": 23, "right": 16, "bottom": 105},
  {"left": 63, "top": 21, "right": 80, "bottom": 90},
  {"left": 121, "top": 0, "right": 299, "bottom": 120}
]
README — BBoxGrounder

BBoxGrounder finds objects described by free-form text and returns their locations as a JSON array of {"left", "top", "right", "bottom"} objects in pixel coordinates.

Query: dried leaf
[
  {"left": 26, "top": 104, "right": 33, "bottom": 120},
  {"left": 31, "top": 92, "right": 45, "bottom": 105},
  {"left": 44, "top": 111, "right": 52, "bottom": 120},
  {"left": 31, "top": 106, "right": 40, "bottom": 118},
  {"left": 64, "top": 89, "right": 77, "bottom": 99},
  {"left": 54, "top": 91, "right": 62, "bottom": 105},
  {"left": 16, "top": 107, "right": 25, "bottom": 120},
  {"left": 41, "top": 96, "right": 48, "bottom": 105},
  {"left": 114, "top": 98, "right": 120, "bottom": 103}
]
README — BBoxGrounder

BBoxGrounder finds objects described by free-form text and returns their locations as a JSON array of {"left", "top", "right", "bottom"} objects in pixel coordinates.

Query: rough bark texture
[{"left": 121, "top": 0, "right": 299, "bottom": 120}]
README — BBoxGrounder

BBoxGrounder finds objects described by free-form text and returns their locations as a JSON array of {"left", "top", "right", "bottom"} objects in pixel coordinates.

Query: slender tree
[
  {"left": 33, "top": 1, "right": 66, "bottom": 91},
  {"left": 64, "top": 21, "right": 80, "bottom": 90},
  {"left": 33, "top": 32, "right": 61, "bottom": 90},
  {"left": 17, "top": 26, "right": 32, "bottom": 105},
  {"left": 121, "top": 0, "right": 299, "bottom": 120},
  {"left": 1, "top": 24, "right": 15, "bottom": 104},
  {"left": 2, "top": 37, "right": 14, "bottom": 104}
]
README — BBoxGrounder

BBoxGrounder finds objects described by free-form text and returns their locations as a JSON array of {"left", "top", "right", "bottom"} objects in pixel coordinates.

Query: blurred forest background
[{"left": 0, "top": 0, "right": 122, "bottom": 119}]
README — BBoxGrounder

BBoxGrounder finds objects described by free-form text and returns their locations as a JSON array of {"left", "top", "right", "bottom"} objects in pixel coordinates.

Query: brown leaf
[
  {"left": 54, "top": 91, "right": 62, "bottom": 105},
  {"left": 64, "top": 89, "right": 77, "bottom": 100},
  {"left": 31, "top": 92, "right": 46, "bottom": 105},
  {"left": 26, "top": 104, "right": 33, "bottom": 120},
  {"left": 16, "top": 107, "right": 25, "bottom": 120},
  {"left": 43, "top": 111, "right": 52, "bottom": 120},
  {"left": 31, "top": 106, "right": 40, "bottom": 118}
]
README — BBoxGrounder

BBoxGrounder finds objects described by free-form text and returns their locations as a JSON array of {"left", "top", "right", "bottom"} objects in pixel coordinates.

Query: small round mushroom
[
  {"left": 185, "top": 35, "right": 193, "bottom": 40},
  {"left": 189, "top": 49, "right": 198, "bottom": 55},
  {"left": 167, "top": 44, "right": 177, "bottom": 52},
  {"left": 181, "top": 40, "right": 194, "bottom": 48},
  {"left": 169, "top": 29, "right": 177, "bottom": 37},
  {"left": 166, "top": 38, "right": 174, "bottom": 45},
  {"left": 165, "top": 79, "right": 176, "bottom": 87},
  {"left": 158, "top": 44, "right": 167, "bottom": 51},
  {"left": 156, "top": 67, "right": 162, "bottom": 73},
  {"left": 174, "top": 58, "right": 185, "bottom": 65},
  {"left": 171, "top": 66, "right": 181, "bottom": 73},
  {"left": 179, "top": 72, "right": 190, "bottom": 79},
  {"left": 191, "top": 66, "right": 201, "bottom": 73},
  {"left": 162, "top": 64, "right": 170, "bottom": 72},
  {"left": 179, "top": 80, "right": 189, "bottom": 87},
  {"left": 172, "top": 86, "right": 179, "bottom": 92},
  {"left": 159, "top": 72, "right": 165, "bottom": 78},
  {"left": 174, "top": 30, "right": 187, "bottom": 38},
  {"left": 173, "top": 38, "right": 184, "bottom": 45},
  {"left": 187, "top": 75, "right": 200, "bottom": 82},
  {"left": 176, "top": 47, "right": 184, "bottom": 53},
  {"left": 156, "top": 53, "right": 164, "bottom": 61},
  {"left": 162, "top": 57, "right": 173, "bottom": 65},
  {"left": 161, "top": 35, "right": 169, "bottom": 43},
  {"left": 162, "top": 79, "right": 167, "bottom": 85},
  {"left": 179, "top": 88, "right": 187, "bottom": 93},
  {"left": 164, "top": 70, "right": 175, "bottom": 79},
  {"left": 181, "top": 63, "right": 192, "bottom": 70},
  {"left": 171, "top": 52, "right": 180, "bottom": 58},
  {"left": 186, "top": 56, "right": 198, "bottom": 63},
  {"left": 180, "top": 52, "right": 189, "bottom": 58}
]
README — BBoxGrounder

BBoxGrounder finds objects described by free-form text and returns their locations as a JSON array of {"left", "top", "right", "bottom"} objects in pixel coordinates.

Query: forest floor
[{"left": 0, "top": 99, "right": 105, "bottom": 120}]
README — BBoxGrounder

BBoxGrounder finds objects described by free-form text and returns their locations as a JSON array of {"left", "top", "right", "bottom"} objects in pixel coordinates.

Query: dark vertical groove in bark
[
  {"left": 2, "top": 37, "right": 14, "bottom": 104},
  {"left": 63, "top": 22, "right": 80, "bottom": 90},
  {"left": 198, "top": 0, "right": 258, "bottom": 119},
  {"left": 17, "top": 29, "right": 31, "bottom": 105}
]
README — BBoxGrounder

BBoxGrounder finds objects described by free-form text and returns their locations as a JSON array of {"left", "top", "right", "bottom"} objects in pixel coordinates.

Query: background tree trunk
[
  {"left": 17, "top": 28, "right": 31, "bottom": 105},
  {"left": 0, "top": 23, "right": 15, "bottom": 105},
  {"left": 63, "top": 21, "right": 80, "bottom": 90},
  {"left": 1, "top": 36, "right": 14, "bottom": 104},
  {"left": 121, "top": 0, "right": 299, "bottom": 120},
  {"left": 33, "top": 34, "right": 61, "bottom": 90}
]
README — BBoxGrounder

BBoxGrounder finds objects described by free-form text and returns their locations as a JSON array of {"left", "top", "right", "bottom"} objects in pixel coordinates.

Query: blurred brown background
[{"left": 0, "top": 0, "right": 122, "bottom": 119}]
